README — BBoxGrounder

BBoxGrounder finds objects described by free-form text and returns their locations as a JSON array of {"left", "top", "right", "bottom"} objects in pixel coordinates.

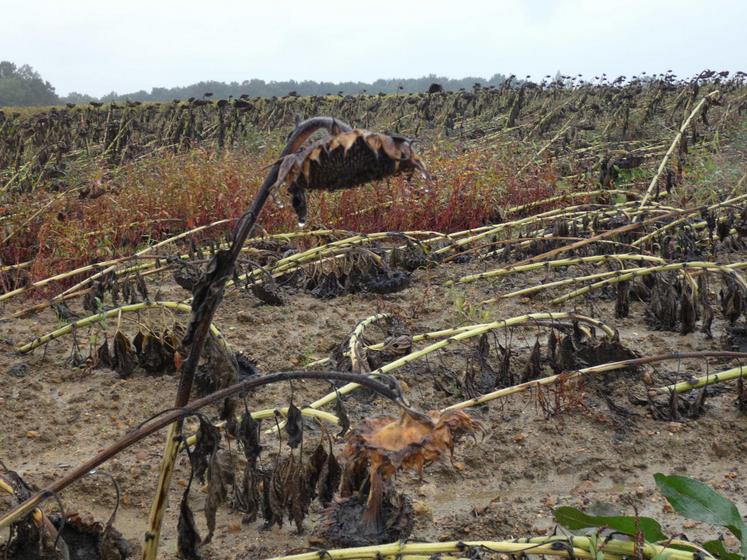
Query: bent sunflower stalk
[{"left": 142, "top": 117, "right": 429, "bottom": 560}]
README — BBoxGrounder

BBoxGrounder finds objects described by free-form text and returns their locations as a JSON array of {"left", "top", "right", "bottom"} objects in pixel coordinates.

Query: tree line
[
  {"left": 0, "top": 61, "right": 58, "bottom": 107},
  {"left": 1, "top": 61, "right": 506, "bottom": 107}
]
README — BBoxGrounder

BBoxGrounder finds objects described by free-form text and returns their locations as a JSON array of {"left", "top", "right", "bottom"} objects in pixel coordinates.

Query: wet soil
[{"left": 1, "top": 257, "right": 746, "bottom": 558}]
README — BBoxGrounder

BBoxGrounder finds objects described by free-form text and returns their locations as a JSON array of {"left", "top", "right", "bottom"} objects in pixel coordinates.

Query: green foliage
[
  {"left": 703, "top": 539, "right": 743, "bottom": 560},
  {"left": 553, "top": 506, "right": 667, "bottom": 542},
  {"left": 0, "top": 61, "right": 57, "bottom": 107},
  {"left": 554, "top": 475, "right": 747, "bottom": 560},
  {"left": 654, "top": 473, "right": 747, "bottom": 557}
]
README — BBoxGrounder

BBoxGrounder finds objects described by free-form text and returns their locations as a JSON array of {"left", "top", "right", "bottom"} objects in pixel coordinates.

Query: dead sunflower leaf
[
  {"left": 334, "top": 394, "right": 350, "bottom": 437},
  {"left": 191, "top": 417, "right": 220, "bottom": 484},
  {"left": 177, "top": 486, "right": 202, "bottom": 560},
  {"left": 285, "top": 401, "right": 304, "bottom": 449},
  {"left": 522, "top": 338, "right": 543, "bottom": 383},
  {"left": 112, "top": 331, "right": 136, "bottom": 378},
  {"left": 236, "top": 409, "right": 262, "bottom": 466}
]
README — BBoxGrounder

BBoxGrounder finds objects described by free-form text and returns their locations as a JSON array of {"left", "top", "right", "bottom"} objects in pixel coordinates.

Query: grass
[{"left": 0, "top": 139, "right": 561, "bottom": 292}]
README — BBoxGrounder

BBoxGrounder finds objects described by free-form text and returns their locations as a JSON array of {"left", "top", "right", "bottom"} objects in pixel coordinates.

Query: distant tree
[
  {"left": 82, "top": 74, "right": 509, "bottom": 103},
  {"left": 0, "top": 61, "right": 58, "bottom": 106},
  {"left": 59, "top": 91, "right": 96, "bottom": 104},
  {"left": 0, "top": 68, "right": 512, "bottom": 106}
]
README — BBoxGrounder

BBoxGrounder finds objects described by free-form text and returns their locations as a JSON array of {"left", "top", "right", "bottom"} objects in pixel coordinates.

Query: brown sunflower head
[
  {"left": 340, "top": 409, "right": 481, "bottom": 531},
  {"left": 272, "top": 129, "right": 429, "bottom": 225}
]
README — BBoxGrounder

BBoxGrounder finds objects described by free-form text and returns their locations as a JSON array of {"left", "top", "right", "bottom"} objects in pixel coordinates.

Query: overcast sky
[{"left": 3, "top": 0, "right": 745, "bottom": 97}]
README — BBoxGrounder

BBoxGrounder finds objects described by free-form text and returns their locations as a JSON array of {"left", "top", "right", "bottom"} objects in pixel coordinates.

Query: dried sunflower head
[
  {"left": 272, "top": 129, "right": 429, "bottom": 225},
  {"left": 341, "top": 409, "right": 481, "bottom": 531}
]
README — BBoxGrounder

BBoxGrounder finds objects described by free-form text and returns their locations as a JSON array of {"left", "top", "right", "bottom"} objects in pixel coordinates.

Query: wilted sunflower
[
  {"left": 341, "top": 409, "right": 482, "bottom": 532},
  {"left": 272, "top": 129, "right": 429, "bottom": 225}
]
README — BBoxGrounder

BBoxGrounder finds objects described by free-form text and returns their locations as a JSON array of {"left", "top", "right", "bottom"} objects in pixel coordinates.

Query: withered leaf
[
  {"left": 265, "top": 456, "right": 294, "bottom": 528},
  {"left": 547, "top": 330, "right": 559, "bottom": 372},
  {"left": 238, "top": 463, "right": 262, "bottom": 521},
  {"left": 306, "top": 440, "right": 328, "bottom": 500},
  {"left": 497, "top": 342, "right": 513, "bottom": 387},
  {"left": 556, "top": 334, "right": 577, "bottom": 372},
  {"left": 219, "top": 398, "right": 237, "bottom": 437},
  {"left": 132, "top": 331, "right": 144, "bottom": 356},
  {"left": 317, "top": 446, "right": 342, "bottom": 507},
  {"left": 161, "top": 330, "right": 178, "bottom": 373},
  {"left": 720, "top": 277, "right": 743, "bottom": 325},
  {"left": 112, "top": 331, "right": 136, "bottom": 378},
  {"left": 679, "top": 283, "right": 697, "bottom": 335},
  {"left": 288, "top": 461, "right": 311, "bottom": 533},
  {"left": 285, "top": 401, "right": 304, "bottom": 449},
  {"left": 177, "top": 487, "right": 202, "bottom": 560},
  {"left": 96, "top": 339, "right": 112, "bottom": 369},
  {"left": 191, "top": 417, "right": 220, "bottom": 484},
  {"left": 615, "top": 280, "right": 630, "bottom": 318},
  {"left": 522, "top": 338, "right": 542, "bottom": 383},
  {"left": 135, "top": 273, "right": 149, "bottom": 301},
  {"left": 142, "top": 333, "right": 167, "bottom": 374},
  {"left": 251, "top": 282, "right": 284, "bottom": 306},
  {"left": 194, "top": 334, "right": 240, "bottom": 396},
  {"left": 204, "top": 451, "right": 229, "bottom": 543},
  {"left": 261, "top": 469, "right": 273, "bottom": 525},
  {"left": 334, "top": 394, "right": 350, "bottom": 438},
  {"left": 473, "top": 333, "right": 496, "bottom": 393},
  {"left": 236, "top": 410, "right": 262, "bottom": 466}
]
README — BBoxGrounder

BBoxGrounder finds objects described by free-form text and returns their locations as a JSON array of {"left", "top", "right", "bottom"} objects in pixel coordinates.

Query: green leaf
[
  {"left": 703, "top": 539, "right": 743, "bottom": 560},
  {"left": 554, "top": 506, "right": 667, "bottom": 542},
  {"left": 654, "top": 473, "right": 745, "bottom": 552}
]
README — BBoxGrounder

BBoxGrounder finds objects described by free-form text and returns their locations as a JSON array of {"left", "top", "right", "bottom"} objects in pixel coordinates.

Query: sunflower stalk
[
  {"left": 656, "top": 364, "right": 747, "bottom": 394},
  {"left": 265, "top": 536, "right": 697, "bottom": 560},
  {"left": 15, "top": 301, "right": 225, "bottom": 354},
  {"left": 142, "top": 117, "right": 429, "bottom": 560},
  {"left": 636, "top": 90, "right": 720, "bottom": 211},
  {"left": 442, "top": 351, "right": 747, "bottom": 412},
  {"left": 551, "top": 261, "right": 747, "bottom": 305},
  {"left": 450, "top": 254, "right": 665, "bottom": 286}
]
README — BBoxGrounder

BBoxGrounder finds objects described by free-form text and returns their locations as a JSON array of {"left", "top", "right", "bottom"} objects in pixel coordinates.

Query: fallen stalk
[
  {"left": 442, "top": 351, "right": 747, "bottom": 412},
  {"left": 0, "top": 262, "right": 175, "bottom": 322},
  {"left": 182, "top": 406, "right": 341, "bottom": 449},
  {"left": 15, "top": 301, "right": 222, "bottom": 354},
  {"left": 305, "top": 319, "right": 601, "bottom": 368},
  {"left": 265, "top": 535, "right": 696, "bottom": 560},
  {"left": 1, "top": 228, "right": 351, "bottom": 305},
  {"left": 496, "top": 190, "right": 637, "bottom": 216},
  {"left": 483, "top": 267, "right": 648, "bottom": 303},
  {"left": 551, "top": 261, "right": 747, "bottom": 305},
  {"left": 52, "top": 217, "right": 238, "bottom": 301},
  {"left": 278, "top": 313, "right": 616, "bottom": 430},
  {"left": 450, "top": 254, "right": 664, "bottom": 286},
  {"left": 473, "top": 236, "right": 644, "bottom": 262},
  {"left": 656, "top": 364, "right": 747, "bottom": 394},
  {"left": 636, "top": 90, "right": 720, "bottom": 211},
  {"left": 430, "top": 204, "right": 617, "bottom": 255},
  {"left": 508, "top": 208, "right": 687, "bottom": 268},
  {"left": 633, "top": 191, "right": 747, "bottom": 247},
  {"left": 349, "top": 313, "right": 391, "bottom": 373}
]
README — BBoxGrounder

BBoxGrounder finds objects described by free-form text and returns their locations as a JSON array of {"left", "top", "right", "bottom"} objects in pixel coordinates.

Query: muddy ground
[{"left": 1, "top": 255, "right": 746, "bottom": 559}]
